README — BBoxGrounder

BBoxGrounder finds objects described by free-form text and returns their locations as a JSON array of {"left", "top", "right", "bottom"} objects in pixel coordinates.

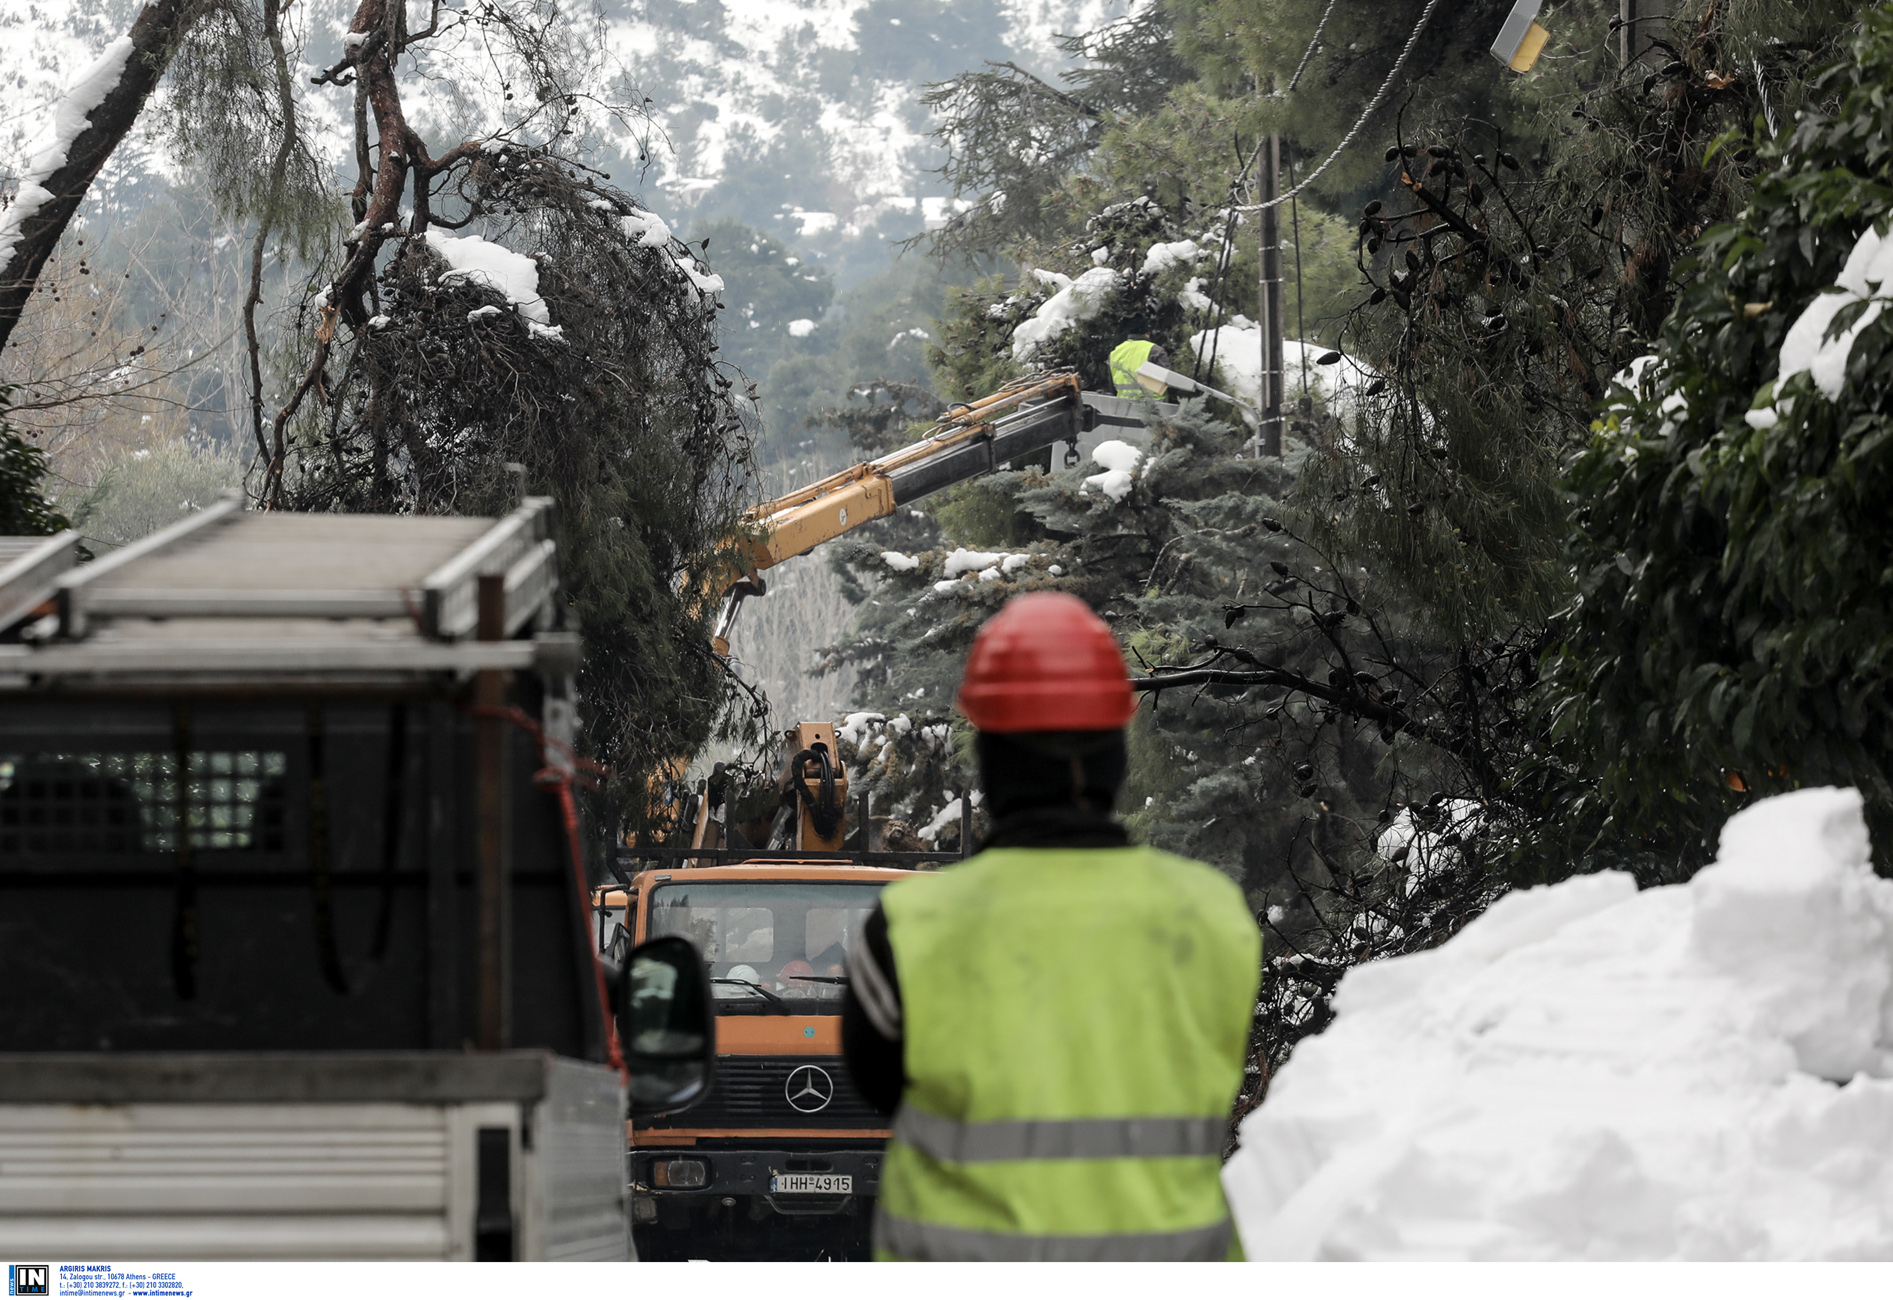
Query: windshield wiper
[
  {"left": 711, "top": 977, "right": 792, "bottom": 1013},
  {"left": 783, "top": 974, "right": 849, "bottom": 984}
]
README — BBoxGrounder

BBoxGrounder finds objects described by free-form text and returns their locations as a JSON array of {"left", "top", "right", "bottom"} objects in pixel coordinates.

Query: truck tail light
[{"left": 652, "top": 1158, "right": 707, "bottom": 1189}]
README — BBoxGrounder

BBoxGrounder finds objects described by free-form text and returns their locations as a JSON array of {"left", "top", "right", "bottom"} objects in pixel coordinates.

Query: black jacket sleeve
[{"left": 840, "top": 902, "right": 905, "bottom": 1116}]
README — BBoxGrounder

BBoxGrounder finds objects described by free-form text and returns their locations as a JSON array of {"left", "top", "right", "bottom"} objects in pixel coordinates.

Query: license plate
[{"left": 770, "top": 1173, "right": 852, "bottom": 1194}]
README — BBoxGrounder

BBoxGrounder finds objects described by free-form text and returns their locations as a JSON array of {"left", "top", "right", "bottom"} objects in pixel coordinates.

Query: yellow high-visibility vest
[
  {"left": 873, "top": 844, "right": 1260, "bottom": 1261},
  {"left": 1108, "top": 339, "right": 1158, "bottom": 398}
]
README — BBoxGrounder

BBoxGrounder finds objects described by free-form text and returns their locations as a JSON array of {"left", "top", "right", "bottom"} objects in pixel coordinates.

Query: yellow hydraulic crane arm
[
  {"left": 709, "top": 369, "right": 1088, "bottom": 652},
  {"left": 643, "top": 369, "right": 1093, "bottom": 850}
]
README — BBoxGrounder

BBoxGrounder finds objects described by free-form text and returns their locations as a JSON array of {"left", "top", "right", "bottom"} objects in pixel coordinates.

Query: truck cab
[{"left": 600, "top": 861, "right": 911, "bottom": 1259}]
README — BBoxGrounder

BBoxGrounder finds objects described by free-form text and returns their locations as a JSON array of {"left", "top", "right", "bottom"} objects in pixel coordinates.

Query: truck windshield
[{"left": 647, "top": 881, "right": 889, "bottom": 1015}]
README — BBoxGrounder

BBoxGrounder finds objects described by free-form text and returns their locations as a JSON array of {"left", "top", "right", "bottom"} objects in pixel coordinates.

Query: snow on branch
[{"left": 0, "top": 35, "right": 135, "bottom": 269}]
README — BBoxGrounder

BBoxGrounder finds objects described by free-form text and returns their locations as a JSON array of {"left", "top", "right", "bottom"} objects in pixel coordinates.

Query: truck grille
[{"left": 642, "top": 1055, "right": 884, "bottom": 1131}]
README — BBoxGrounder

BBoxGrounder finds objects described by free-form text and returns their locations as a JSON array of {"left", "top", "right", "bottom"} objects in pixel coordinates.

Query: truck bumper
[{"left": 632, "top": 1147, "right": 883, "bottom": 1222}]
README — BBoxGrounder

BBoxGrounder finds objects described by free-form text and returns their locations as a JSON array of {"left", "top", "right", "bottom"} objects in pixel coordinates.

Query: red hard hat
[{"left": 957, "top": 591, "right": 1136, "bottom": 733}]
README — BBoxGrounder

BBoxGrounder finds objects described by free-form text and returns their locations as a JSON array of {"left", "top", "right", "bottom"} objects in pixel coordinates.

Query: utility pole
[
  {"left": 1619, "top": 0, "right": 1666, "bottom": 64},
  {"left": 1257, "top": 133, "right": 1284, "bottom": 458}
]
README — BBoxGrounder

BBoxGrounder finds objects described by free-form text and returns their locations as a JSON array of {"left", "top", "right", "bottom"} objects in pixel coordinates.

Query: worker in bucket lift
[
  {"left": 1108, "top": 329, "right": 1171, "bottom": 399},
  {"left": 841, "top": 591, "right": 1261, "bottom": 1261}
]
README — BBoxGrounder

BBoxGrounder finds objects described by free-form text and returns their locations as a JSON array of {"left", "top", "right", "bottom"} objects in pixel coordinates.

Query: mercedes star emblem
[{"left": 785, "top": 1064, "right": 835, "bottom": 1113}]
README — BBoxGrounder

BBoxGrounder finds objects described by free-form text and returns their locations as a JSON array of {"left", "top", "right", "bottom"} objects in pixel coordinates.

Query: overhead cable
[
  {"left": 1239, "top": 0, "right": 1446, "bottom": 214},
  {"left": 1284, "top": 0, "right": 1340, "bottom": 94}
]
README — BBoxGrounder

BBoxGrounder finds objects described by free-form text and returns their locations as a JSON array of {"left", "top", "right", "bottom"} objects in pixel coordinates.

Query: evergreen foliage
[
  {"left": 1175, "top": 0, "right": 1529, "bottom": 187},
  {"left": 1310, "top": 0, "right": 1859, "bottom": 637},
  {"left": 825, "top": 400, "right": 1489, "bottom": 879},
  {"left": 918, "top": 6, "right": 1197, "bottom": 261},
  {"left": 747, "top": 257, "right": 949, "bottom": 476},
  {"left": 0, "top": 392, "right": 69, "bottom": 537},
  {"left": 695, "top": 220, "right": 835, "bottom": 379},
  {"left": 1544, "top": 7, "right": 1893, "bottom": 873},
  {"left": 154, "top": 0, "right": 337, "bottom": 258}
]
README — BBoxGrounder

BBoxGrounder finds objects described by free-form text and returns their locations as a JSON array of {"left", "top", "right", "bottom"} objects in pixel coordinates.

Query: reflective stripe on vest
[
  {"left": 877, "top": 1211, "right": 1233, "bottom": 1262},
  {"left": 894, "top": 1106, "right": 1225, "bottom": 1163}
]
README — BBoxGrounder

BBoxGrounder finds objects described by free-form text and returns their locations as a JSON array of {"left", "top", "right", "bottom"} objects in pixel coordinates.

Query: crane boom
[{"left": 712, "top": 369, "right": 1088, "bottom": 649}]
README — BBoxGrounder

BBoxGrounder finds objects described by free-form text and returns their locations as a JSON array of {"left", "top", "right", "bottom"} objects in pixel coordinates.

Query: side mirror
[{"left": 621, "top": 935, "right": 716, "bottom": 1118}]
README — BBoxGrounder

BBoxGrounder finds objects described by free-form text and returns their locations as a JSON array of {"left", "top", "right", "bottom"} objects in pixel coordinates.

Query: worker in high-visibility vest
[
  {"left": 1108, "top": 332, "right": 1171, "bottom": 399},
  {"left": 841, "top": 591, "right": 1261, "bottom": 1261}
]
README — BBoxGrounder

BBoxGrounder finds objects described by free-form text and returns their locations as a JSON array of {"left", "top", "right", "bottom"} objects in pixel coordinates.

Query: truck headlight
[{"left": 652, "top": 1158, "right": 708, "bottom": 1189}]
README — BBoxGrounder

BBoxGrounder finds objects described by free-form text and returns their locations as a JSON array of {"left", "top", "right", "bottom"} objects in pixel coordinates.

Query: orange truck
[
  {"left": 602, "top": 723, "right": 967, "bottom": 1258},
  {"left": 597, "top": 861, "right": 911, "bottom": 1258}
]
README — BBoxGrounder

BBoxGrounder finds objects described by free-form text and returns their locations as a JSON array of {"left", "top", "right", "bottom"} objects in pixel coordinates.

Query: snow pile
[
  {"left": 1224, "top": 787, "right": 1893, "bottom": 1260},
  {"left": 675, "top": 257, "right": 726, "bottom": 297},
  {"left": 919, "top": 797, "right": 964, "bottom": 841},
  {"left": 880, "top": 550, "right": 920, "bottom": 572},
  {"left": 1375, "top": 798, "right": 1487, "bottom": 894},
  {"left": 838, "top": 711, "right": 885, "bottom": 747},
  {"left": 788, "top": 318, "right": 817, "bottom": 337},
  {"left": 1141, "top": 239, "right": 1202, "bottom": 277},
  {"left": 620, "top": 208, "right": 673, "bottom": 248},
  {"left": 615, "top": 205, "right": 722, "bottom": 298},
  {"left": 1081, "top": 440, "right": 1142, "bottom": 502},
  {"left": 942, "top": 548, "right": 1007, "bottom": 578},
  {"left": 837, "top": 710, "right": 916, "bottom": 753},
  {"left": 1010, "top": 267, "right": 1121, "bottom": 361},
  {"left": 424, "top": 230, "right": 563, "bottom": 341},
  {"left": 1189, "top": 327, "right": 1371, "bottom": 420},
  {"left": 931, "top": 548, "right": 1040, "bottom": 588},
  {"left": 0, "top": 34, "right": 134, "bottom": 269},
  {"left": 918, "top": 791, "right": 982, "bottom": 842},
  {"left": 1773, "top": 224, "right": 1893, "bottom": 403}
]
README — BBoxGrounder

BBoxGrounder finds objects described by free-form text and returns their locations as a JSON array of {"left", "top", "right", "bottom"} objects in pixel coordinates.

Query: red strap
[{"left": 544, "top": 766, "right": 629, "bottom": 1080}]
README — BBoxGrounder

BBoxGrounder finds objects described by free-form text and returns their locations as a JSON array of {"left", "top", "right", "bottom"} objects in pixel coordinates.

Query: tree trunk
[{"left": 0, "top": 0, "right": 196, "bottom": 354}]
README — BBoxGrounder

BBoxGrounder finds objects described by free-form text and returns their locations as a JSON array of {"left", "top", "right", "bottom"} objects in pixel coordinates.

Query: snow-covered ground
[{"left": 1224, "top": 786, "right": 1893, "bottom": 1259}]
